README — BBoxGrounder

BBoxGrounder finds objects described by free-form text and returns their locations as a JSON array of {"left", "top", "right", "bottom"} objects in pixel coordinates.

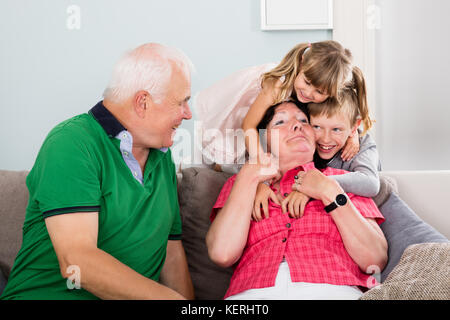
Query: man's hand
[
  {"left": 253, "top": 182, "right": 280, "bottom": 221},
  {"left": 281, "top": 191, "right": 310, "bottom": 219}
]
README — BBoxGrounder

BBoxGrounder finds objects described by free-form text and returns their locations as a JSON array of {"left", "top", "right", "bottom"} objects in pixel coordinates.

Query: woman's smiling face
[{"left": 266, "top": 102, "right": 316, "bottom": 160}]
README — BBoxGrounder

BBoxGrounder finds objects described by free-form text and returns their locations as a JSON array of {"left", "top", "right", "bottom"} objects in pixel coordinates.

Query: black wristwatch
[{"left": 324, "top": 194, "right": 348, "bottom": 213}]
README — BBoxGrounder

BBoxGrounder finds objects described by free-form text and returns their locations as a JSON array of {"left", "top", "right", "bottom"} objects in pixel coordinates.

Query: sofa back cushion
[
  {"left": 178, "top": 167, "right": 234, "bottom": 300},
  {"left": 0, "top": 170, "right": 29, "bottom": 278}
]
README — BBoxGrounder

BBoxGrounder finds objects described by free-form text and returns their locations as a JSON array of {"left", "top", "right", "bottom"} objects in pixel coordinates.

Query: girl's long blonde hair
[{"left": 261, "top": 41, "right": 373, "bottom": 134}]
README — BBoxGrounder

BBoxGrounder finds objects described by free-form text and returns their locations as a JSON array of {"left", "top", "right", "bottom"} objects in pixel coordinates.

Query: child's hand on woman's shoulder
[{"left": 341, "top": 132, "right": 360, "bottom": 161}]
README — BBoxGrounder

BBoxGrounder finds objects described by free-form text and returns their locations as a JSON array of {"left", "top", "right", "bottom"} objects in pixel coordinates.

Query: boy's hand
[
  {"left": 253, "top": 182, "right": 280, "bottom": 222},
  {"left": 281, "top": 191, "right": 310, "bottom": 219},
  {"left": 341, "top": 132, "right": 360, "bottom": 161}
]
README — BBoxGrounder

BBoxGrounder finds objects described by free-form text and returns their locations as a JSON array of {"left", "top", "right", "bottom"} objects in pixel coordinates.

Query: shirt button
[
  {"left": 133, "top": 171, "right": 138, "bottom": 177},
  {"left": 123, "top": 151, "right": 129, "bottom": 157},
  {"left": 122, "top": 133, "right": 128, "bottom": 139},
  {"left": 282, "top": 237, "right": 287, "bottom": 243},
  {"left": 286, "top": 223, "right": 291, "bottom": 228}
]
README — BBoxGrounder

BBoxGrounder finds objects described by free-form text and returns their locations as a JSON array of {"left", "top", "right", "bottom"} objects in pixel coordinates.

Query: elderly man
[{"left": 1, "top": 43, "right": 194, "bottom": 300}]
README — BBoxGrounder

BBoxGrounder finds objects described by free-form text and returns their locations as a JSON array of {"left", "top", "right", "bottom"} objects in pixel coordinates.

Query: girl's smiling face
[
  {"left": 294, "top": 72, "right": 329, "bottom": 104},
  {"left": 310, "top": 112, "right": 358, "bottom": 160}
]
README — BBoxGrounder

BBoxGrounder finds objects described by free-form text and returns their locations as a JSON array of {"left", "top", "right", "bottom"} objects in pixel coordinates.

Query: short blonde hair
[{"left": 308, "top": 80, "right": 374, "bottom": 135}]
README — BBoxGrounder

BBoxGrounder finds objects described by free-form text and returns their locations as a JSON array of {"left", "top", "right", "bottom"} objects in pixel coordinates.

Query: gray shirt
[{"left": 325, "top": 132, "right": 381, "bottom": 197}]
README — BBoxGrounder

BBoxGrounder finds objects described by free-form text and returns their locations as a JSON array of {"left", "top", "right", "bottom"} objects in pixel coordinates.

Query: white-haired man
[{"left": 1, "top": 43, "right": 194, "bottom": 300}]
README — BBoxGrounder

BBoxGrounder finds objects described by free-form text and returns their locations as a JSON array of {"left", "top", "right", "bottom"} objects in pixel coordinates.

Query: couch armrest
[{"left": 380, "top": 170, "right": 450, "bottom": 239}]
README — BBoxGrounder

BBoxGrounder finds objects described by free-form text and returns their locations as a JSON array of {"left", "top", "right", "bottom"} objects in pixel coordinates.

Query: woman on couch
[{"left": 206, "top": 100, "right": 388, "bottom": 300}]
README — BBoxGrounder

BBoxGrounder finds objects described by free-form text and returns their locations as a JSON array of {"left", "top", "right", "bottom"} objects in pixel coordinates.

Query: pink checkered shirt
[{"left": 211, "top": 162, "right": 385, "bottom": 299}]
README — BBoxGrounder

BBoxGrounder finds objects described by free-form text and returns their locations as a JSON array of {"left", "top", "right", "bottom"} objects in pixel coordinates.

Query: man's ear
[
  {"left": 134, "top": 91, "right": 151, "bottom": 118},
  {"left": 350, "top": 119, "right": 362, "bottom": 137}
]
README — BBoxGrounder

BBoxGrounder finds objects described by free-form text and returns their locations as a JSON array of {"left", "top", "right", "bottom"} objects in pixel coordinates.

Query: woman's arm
[
  {"left": 206, "top": 160, "right": 279, "bottom": 268},
  {"left": 327, "top": 199, "right": 388, "bottom": 273},
  {"left": 206, "top": 166, "right": 260, "bottom": 267},
  {"left": 296, "top": 169, "right": 388, "bottom": 273}
]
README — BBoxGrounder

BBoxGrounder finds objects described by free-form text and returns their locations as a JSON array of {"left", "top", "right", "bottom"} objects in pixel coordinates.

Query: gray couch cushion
[
  {"left": 379, "top": 193, "right": 448, "bottom": 281},
  {"left": 178, "top": 167, "right": 234, "bottom": 300},
  {"left": 372, "top": 175, "right": 398, "bottom": 208},
  {"left": 0, "top": 170, "right": 29, "bottom": 278},
  {"left": 0, "top": 266, "right": 6, "bottom": 296}
]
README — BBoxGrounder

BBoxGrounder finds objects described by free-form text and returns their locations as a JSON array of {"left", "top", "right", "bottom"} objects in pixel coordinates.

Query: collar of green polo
[{"left": 89, "top": 100, "right": 127, "bottom": 138}]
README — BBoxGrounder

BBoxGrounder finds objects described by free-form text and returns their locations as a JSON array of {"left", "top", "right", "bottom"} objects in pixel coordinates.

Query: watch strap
[{"left": 324, "top": 201, "right": 338, "bottom": 213}]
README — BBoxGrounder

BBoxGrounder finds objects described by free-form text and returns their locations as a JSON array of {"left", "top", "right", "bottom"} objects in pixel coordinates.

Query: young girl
[
  {"left": 253, "top": 82, "right": 381, "bottom": 221},
  {"left": 194, "top": 41, "right": 361, "bottom": 172},
  {"left": 242, "top": 41, "right": 366, "bottom": 163}
]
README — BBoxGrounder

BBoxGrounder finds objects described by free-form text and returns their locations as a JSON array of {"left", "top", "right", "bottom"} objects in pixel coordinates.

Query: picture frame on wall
[{"left": 261, "top": 0, "right": 333, "bottom": 30}]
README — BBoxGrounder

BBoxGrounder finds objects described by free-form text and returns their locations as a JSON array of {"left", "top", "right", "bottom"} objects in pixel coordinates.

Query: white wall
[
  {"left": 0, "top": 0, "right": 330, "bottom": 171},
  {"left": 374, "top": 0, "right": 450, "bottom": 170}
]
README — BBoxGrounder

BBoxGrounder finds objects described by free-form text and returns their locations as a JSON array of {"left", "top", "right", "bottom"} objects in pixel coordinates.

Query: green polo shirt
[{"left": 1, "top": 102, "right": 182, "bottom": 300}]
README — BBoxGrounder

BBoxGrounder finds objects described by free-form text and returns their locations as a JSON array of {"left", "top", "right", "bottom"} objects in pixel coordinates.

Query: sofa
[{"left": 1, "top": 168, "right": 449, "bottom": 299}]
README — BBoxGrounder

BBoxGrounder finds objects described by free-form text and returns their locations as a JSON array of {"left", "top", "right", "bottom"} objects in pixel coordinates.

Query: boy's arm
[{"left": 330, "top": 146, "right": 381, "bottom": 197}]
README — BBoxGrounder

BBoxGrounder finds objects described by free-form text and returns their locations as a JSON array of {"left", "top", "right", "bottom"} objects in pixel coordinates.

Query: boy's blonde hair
[
  {"left": 261, "top": 41, "right": 372, "bottom": 134},
  {"left": 308, "top": 73, "right": 374, "bottom": 135}
]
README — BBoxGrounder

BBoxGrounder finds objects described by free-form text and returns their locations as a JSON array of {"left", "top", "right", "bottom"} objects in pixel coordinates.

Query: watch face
[{"left": 336, "top": 194, "right": 347, "bottom": 206}]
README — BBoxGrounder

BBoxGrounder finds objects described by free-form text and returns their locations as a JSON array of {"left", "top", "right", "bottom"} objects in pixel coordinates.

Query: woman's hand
[
  {"left": 253, "top": 183, "right": 280, "bottom": 222},
  {"left": 292, "top": 169, "right": 343, "bottom": 204},
  {"left": 341, "top": 132, "right": 360, "bottom": 161},
  {"left": 241, "top": 152, "right": 281, "bottom": 184},
  {"left": 281, "top": 191, "right": 310, "bottom": 219}
]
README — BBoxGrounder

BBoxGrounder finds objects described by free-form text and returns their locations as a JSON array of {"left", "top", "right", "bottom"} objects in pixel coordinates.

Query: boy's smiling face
[{"left": 310, "top": 112, "right": 357, "bottom": 160}]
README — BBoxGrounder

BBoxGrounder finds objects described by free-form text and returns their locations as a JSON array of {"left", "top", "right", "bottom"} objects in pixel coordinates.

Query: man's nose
[{"left": 183, "top": 103, "right": 192, "bottom": 120}]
